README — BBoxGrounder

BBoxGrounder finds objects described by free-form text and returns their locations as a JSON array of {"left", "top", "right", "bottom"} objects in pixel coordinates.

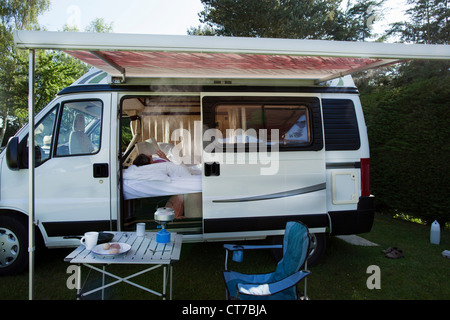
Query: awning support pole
[
  {"left": 90, "top": 51, "right": 126, "bottom": 82},
  {"left": 28, "top": 49, "right": 36, "bottom": 300}
]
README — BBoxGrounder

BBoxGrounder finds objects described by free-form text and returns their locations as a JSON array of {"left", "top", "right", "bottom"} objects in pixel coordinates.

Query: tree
[
  {"left": 10, "top": 16, "right": 115, "bottom": 129},
  {"left": 387, "top": 0, "right": 449, "bottom": 44},
  {"left": 199, "top": 0, "right": 338, "bottom": 38},
  {"left": 0, "top": 0, "right": 114, "bottom": 145},
  {"left": 187, "top": 25, "right": 217, "bottom": 36},
  {"left": 0, "top": 0, "right": 50, "bottom": 145},
  {"left": 0, "top": 0, "right": 49, "bottom": 29},
  {"left": 11, "top": 50, "right": 90, "bottom": 127},
  {"left": 198, "top": 0, "right": 383, "bottom": 40},
  {"left": 360, "top": 74, "right": 450, "bottom": 225},
  {"left": 357, "top": 0, "right": 450, "bottom": 224},
  {"left": 336, "top": 0, "right": 385, "bottom": 41},
  {"left": 85, "top": 17, "right": 113, "bottom": 33}
]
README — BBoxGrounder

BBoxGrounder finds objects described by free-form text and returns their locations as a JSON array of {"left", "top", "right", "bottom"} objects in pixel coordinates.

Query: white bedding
[{"left": 123, "top": 162, "right": 202, "bottom": 200}]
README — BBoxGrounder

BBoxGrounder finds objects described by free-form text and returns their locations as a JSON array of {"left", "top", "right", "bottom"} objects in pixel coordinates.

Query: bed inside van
[{"left": 120, "top": 95, "right": 204, "bottom": 234}]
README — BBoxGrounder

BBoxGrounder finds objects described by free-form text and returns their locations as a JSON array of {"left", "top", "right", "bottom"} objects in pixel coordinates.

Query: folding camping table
[{"left": 64, "top": 231, "right": 182, "bottom": 300}]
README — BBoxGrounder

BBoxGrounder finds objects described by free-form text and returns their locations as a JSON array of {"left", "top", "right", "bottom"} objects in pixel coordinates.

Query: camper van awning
[{"left": 13, "top": 30, "right": 450, "bottom": 83}]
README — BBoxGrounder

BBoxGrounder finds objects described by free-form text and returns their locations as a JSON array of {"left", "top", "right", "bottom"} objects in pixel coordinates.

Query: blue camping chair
[{"left": 223, "top": 221, "right": 312, "bottom": 300}]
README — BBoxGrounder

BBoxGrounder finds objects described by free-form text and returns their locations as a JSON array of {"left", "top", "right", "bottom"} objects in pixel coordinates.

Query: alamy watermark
[
  {"left": 66, "top": 265, "right": 81, "bottom": 290},
  {"left": 169, "top": 121, "right": 281, "bottom": 175},
  {"left": 66, "top": 5, "right": 81, "bottom": 30},
  {"left": 66, "top": 264, "right": 382, "bottom": 292},
  {"left": 366, "top": 265, "right": 381, "bottom": 289}
]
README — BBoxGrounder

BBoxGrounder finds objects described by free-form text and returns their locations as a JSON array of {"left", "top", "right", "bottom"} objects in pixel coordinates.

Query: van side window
[
  {"left": 203, "top": 96, "right": 323, "bottom": 152},
  {"left": 19, "top": 106, "right": 58, "bottom": 168},
  {"left": 322, "top": 99, "right": 360, "bottom": 151},
  {"left": 35, "top": 107, "right": 58, "bottom": 164},
  {"left": 215, "top": 105, "right": 311, "bottom": 147},
  {"left": 55, "top": 100, "right": 103, "bottom": 156}
]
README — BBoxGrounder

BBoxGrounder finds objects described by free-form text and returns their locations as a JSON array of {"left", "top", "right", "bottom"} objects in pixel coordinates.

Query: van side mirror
[{"left": 6, "top": 136, "right": 20, "bottom": 170}]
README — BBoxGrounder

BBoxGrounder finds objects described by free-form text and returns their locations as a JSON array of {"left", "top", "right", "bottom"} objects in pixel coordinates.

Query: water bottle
[{"left": 430, "top": 220, "right": 440, "bottom": 245}]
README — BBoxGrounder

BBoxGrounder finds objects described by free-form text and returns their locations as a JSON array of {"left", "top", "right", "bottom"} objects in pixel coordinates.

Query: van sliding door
[{"left": 201, "top": 95, "right": 328, "bottom": 239}]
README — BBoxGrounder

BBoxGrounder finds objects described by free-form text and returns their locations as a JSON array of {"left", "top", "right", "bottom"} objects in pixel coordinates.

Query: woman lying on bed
[{"left": 133, "top": 150, "right": 170, "bottom": 165}]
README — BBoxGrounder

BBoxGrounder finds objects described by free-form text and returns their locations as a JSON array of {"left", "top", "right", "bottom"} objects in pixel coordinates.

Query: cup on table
[
  {"left": 136, "top": 223, "right": 145, "bottom": 237},
  {"left": 80, "top": 231, "right": 99, "bottom": 250}
]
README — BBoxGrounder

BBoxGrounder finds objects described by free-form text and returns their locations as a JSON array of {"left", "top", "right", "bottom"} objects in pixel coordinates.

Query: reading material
[{"left": 136, "top": 138, "right": 161, "bottom": 155}]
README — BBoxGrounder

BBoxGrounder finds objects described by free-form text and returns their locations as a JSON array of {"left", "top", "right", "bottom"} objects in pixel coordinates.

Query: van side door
[{"left": 201, "top": 95, "right": 328, "bottom": 239}]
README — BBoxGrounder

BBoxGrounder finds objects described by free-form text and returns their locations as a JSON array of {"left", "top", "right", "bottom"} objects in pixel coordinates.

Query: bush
[{"left": 361, "top": 74, "right": 450, "bottom": 225}]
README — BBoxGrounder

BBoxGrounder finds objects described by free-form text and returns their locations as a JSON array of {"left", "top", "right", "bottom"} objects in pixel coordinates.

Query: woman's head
[{"left": 133, "top": 154, "right": 151, "bottom": 166}]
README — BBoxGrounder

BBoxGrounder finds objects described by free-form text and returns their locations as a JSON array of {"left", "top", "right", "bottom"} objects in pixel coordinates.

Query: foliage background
[
  {"left": 358, "top": 61, "right": 450, "bottom": 225},
  {"left": 0, "top": 1, "right": 111, "bottom": 146}
]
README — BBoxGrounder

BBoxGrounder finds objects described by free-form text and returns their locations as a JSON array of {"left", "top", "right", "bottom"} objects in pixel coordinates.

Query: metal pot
[{"left": 154, "top": 206, "right": 175, "bottom": 222}]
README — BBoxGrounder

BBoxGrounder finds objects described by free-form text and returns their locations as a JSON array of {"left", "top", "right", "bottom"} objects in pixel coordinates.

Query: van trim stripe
[
  {"left": 212, "top": 183, "right": 326, "bottom": 203},
  {"left": 204, "top": 214, "right": 329, "bottom": 233},
  {"left": 43, "top": 220, "right": 116, "bottom": 237},
  {"left": 78, "top": 70, "right": 103, "bottom": 84}
]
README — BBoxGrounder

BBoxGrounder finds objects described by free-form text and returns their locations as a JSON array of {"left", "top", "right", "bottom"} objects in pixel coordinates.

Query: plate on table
[{"left": 91, "top": 243, "right": 131, "bottom": 258}]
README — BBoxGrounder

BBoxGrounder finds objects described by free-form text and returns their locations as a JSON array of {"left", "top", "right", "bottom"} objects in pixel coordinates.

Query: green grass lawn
[
  {"left": 310, "top": 213, "right": 449, "bottom": 300},
  {"left": 1, "top": 213, "right": 448, "bottom": 300}
]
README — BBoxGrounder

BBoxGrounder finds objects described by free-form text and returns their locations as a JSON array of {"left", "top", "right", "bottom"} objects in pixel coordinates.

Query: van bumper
[{"left": 329, "top": 196, "right": 375, "bottom": 235}]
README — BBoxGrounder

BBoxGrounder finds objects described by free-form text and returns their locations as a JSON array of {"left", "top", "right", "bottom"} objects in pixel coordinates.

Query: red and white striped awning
[
  {"left": 64, "top": 49, "right": 394, "bottom": 82},
  {"left": 14, "top": 30, "right": 450, "bottom": 83}
]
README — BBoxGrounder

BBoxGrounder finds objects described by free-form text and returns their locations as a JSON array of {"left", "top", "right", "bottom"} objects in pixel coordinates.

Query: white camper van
[
  {"left": 0, "top": 67, "right": 374, "bottom": 275},
  {"left": 0, "top": 32, "right": 390, "bottom": 275}
]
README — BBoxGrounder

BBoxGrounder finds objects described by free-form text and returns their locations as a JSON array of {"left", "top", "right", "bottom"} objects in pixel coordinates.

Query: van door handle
[
  {"left": 93, "top": 163, "right": 109, "bottom": 178},
  {"left": 204, "top": 162, "right": 220, "bottom": 177}
]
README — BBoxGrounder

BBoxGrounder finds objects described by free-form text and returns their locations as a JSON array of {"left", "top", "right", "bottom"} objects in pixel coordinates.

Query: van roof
[
  {"left": 67, "top": 67, "right": 357, "bottom": 89},
  {"left": 14, "top": 30, "right": 450, "bottom": 84}
]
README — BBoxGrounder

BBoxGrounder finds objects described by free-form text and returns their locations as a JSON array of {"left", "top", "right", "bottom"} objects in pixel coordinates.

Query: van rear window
[{"left": 322, "top": 99, "right": 360, "bottom": 151}]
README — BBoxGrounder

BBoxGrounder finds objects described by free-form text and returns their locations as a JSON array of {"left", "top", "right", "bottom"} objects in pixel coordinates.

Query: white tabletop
[{"left": 65, "top": 231, "right": 182, "bottom": 265}]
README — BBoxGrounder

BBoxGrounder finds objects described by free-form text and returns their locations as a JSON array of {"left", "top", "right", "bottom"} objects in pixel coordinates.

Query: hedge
[{"left": 360, "top": 75, "right": 450, "bottom": 225}]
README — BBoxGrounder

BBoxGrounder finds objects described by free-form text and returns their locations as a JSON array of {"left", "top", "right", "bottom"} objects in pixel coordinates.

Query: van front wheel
[
  {"left": 270, "top": 232, "right": 326, "bottom": 267},
  {"left": 0, "top": 215, "right": 28, "bottom": 276}
]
